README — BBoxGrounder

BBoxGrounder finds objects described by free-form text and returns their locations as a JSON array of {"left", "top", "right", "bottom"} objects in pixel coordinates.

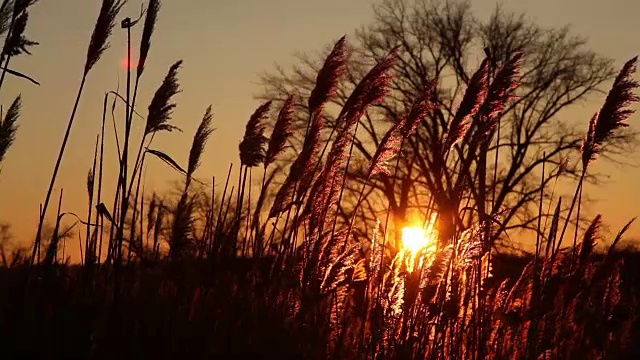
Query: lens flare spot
[{"left": 120, "top": 57, "right": 139, "bottom": 70}]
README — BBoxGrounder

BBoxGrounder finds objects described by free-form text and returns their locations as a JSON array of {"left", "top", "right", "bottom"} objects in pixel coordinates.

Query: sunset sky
[{"left": 1, "top": 0, "right": 639, "bottom": 255}]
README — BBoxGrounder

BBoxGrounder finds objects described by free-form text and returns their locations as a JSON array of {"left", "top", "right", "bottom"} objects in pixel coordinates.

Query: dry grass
[{"left": 0, "top": 1, "right": 639, "bottom": 359}]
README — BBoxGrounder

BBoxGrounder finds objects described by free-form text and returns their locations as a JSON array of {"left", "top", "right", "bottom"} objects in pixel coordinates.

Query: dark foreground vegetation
[
  {"left": 1, "top": 0, "right": 640, "bottom": 359},
  {"left": 0, "top": 250, "right": 638, "bottom": 359}
]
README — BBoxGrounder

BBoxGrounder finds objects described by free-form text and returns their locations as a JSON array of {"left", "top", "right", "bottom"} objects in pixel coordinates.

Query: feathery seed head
[
  {"left": 581, "top": 56, "right": 639, "bottom": 169},
  {"left": 0, "top": 95, "right": 21, "bottom": 164},
  {"left": 2, "top": 9, "right": 38, "bottom": 57},
  {"left": 239, "top": 101, "right": 272, "bottom": 167},
  {"left": 137, "top": 0, "right": 160, "bottom": 78},
  {"left": 0, "top": 1, "right": 11, "bottom": 37},
  {"left": 145, "top": 60, "right": 183, "bottom": 135},
  {"left": 579, "top": 215, "right": 602, "bottom": 266},
  {"left": 338, "top": 47, "right": 398, "bottom": 126},
  {"left": 187, "top": 105, "right": 214, "bottom": 179},
  {"left": 443, "top": 57, "right": 490, "bottom": 151},
  {"left": 402, "top": 80, "right": 437, "bottom": 138},
  {"left": 309, "top": 48, "right": 399, "bottom": 218},
  {"left": 368, "top": 119, "right": 405, "bottom": 177},
  {"left": 476, "top": 53, "right": 523, "bottom": 142},
  {"left": 265, "top": 95, "right": 296, "bottom": 168},
  {"left": 12, "top": 0, "right": 38, "bottom": 16},
  {"left": 308, "top": 36, "right": 348, "bottom": 116},
  {"left": 84, "top": 0, "right": 126, "bottom": 75}
]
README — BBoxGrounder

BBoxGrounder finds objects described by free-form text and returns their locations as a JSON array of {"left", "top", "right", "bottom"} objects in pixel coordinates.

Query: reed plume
[
  {"left": 579, "top": 215, "right": 601, "bottom": 266},
  {"left": 32, "top": 0, "right": 125, "bottom": 265},
  {"left": 12, "top": 0, "right": 38, "bottom": 14},
  {"left": 137, "top": 0, "right": 160, "bottom": 78},
  {"left": 312, "top": 48, "right": 398, "bottom": 217},
  {"left": 477, "top": 53, "right": 523, "bottom": 141},
  {"left": 308, "top": 35, "right": 348, "bottom": 116},
  {"left": 126, "top": 59, "right": 182, "bottom": 233},
  {"left": 236, "top": 101, "right": 272, "bottom": 254},
  {"left": 335, "top": 48, "right": 398, "bottom": 130},
  {"left": 186, "top": 106, "right": 214, "bottom": 188},
  {"left": 1, "top": 7, "right": 37, "bottom": 56},
  {"left": 581, "top": 56, "right": 639, "bottom": 169},
  {"left": 442, "top": 57, "right": 490, "bottom": 151},
  {"left": 0, "top": 0, "right": 38, "bottom": 92},
  {"left": 264, "top": 95, "right": 295, "bottom": 168},
  {"left": 169, "top": 193, "right": 196, "bottom": 260},
  {"left": 239, "top": 101, "right": 271, "bottom": 167},
  {"left": 269, "top": 36, "right": 348, "bottom": 217},
  {"left": 560, "top": 57, "right": 638, "bottom": 244},
  {"left": 145, "top": 60, "right": 183, "bottom": 135},
  {"left": 401, "top": 81, "right": 437, "bottom": 138},
  {"left": 0, "top": 1, "right": 11, "bottom": 37},
  {"left": 0, "top": 95, "right": 20, "bottom": 164},
  {"left": 368, "top": 119, "right": 405, "bottom": 177},
  {"left": 84, "top": 0, "right": 125, "bottom": 75},
  {"left": 250, "top": 96, "right": 294, "bottom": 251}
]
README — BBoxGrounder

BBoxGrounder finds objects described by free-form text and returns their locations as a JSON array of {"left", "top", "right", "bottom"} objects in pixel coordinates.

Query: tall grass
[
  {"left": 0, "top": 2, "right": 639, "bottom": 359},
  {"left": 31, "top": 0, "right": 125, "bottom": 265}
]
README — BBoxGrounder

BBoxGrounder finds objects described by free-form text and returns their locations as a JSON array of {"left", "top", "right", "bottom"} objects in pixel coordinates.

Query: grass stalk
[{"left": 31, "top": 75, "right": 87, "bottom": 265}]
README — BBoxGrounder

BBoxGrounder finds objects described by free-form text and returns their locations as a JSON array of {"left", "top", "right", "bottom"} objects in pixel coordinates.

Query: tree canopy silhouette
[{"left": 258, "top": 0, "right": 638, "bottom": 250}]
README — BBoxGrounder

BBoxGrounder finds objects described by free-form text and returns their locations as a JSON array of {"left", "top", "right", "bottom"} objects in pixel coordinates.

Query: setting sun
[
  {"left": 402, "top": 226, "right": 430, "bottom": 253},
  {"left": 401, "top": 213, "right": 438, "bottom": 255},
  {"left": 400, "top": 222, "right": 438, "bottom": 272}
]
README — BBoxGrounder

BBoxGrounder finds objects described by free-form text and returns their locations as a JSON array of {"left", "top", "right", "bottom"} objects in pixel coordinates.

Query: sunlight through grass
[
  {"left": 401, "top": 226, "right": 429, "bottom": 254},
  {"left": 400, "top": 214, "right": 439, "bottom": 272}
]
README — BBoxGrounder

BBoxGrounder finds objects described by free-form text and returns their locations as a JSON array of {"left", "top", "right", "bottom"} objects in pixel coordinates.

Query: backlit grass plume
[
  {"left": 0, "top": 1, "right": 11, "bottom": 37},
  {"left": 84, "top": 0, "right": 125, "bottom": 75},
  {"left": 401, "top": 81, "right": 437, "bottom": 138},
  {"left": 145, "top": 60, "right": 183, "bottom": 135},
  {"left": 169, "top": 193, "right": 196, "bottom": 260},
  {"left": 442, "top": 57, "right": 489, "bottom": 151},
  {"left": 367, "top": 119, "right": 405, "bottom": 177},
  {"left": 367, "top": 82, "right": 436, "bottom": 178},
  {"left": 12, "top": 0, "right": 38, "bottom": 15},
  {"left": 137, "top": 0, "right": 160, "bottom": 78},
  {"left": 239, "top": 101, "right": 271, "bottom": 167},
  {"left": 264, "top": 95, "right": 295, "bottom": 168},
  {"left": 308, "top": 35, "right": 348, "bottom": 116},
  {"left": 477, "top": 52, "right": 523, "bottom": 141},
  {"left": 0, "top": 95, "right": 20, "bottom": 164},
  {"left": 0, "top": 0, "right": 39, "bottom": 92},
  {"left": 581, "top": 56, "right": 639, "bottom": 169},
  {"left": 579, "top": 214, "right": 601, "bottom": 266},
  {"left": 268, "top": 37, "right": 349, "bottom": 217},
  {"left": 335, "top": 47, "right": 398, "bottom": 130},
  {"left": 1, "top": 6, "right": 38, "bottom": 57},
  {"left": 307, "top": 48, "right": 398, "bottom": 229},
  {"left": 186, "top": 105, "right": 214, "bottom": 188},
  {"left": 321, "top": 48, "right": 398, "bottom": 173}
]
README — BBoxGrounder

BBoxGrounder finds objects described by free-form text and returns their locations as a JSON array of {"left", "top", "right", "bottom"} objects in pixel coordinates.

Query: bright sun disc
[{"left": 402, "top": 226, "right": 430, "bottom": 253}]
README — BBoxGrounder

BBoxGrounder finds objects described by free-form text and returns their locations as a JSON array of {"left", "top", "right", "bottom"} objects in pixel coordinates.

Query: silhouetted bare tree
[{"left": 258, "top": 0, "right": 637, "bottom": 249}]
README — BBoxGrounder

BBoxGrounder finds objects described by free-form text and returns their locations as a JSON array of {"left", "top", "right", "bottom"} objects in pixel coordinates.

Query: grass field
[{"left": 1, "top": 0, "right": 639, "bottom": 358}]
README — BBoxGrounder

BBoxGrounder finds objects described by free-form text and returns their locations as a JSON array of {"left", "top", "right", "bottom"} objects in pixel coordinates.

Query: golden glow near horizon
[{"left": 401, "top": 214, "right": 439, "bottom": 272}]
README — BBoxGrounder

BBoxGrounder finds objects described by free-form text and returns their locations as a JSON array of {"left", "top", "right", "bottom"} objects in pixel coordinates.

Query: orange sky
[{"left": 1, "top": 0, "right": 639, "bottom": 258}]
